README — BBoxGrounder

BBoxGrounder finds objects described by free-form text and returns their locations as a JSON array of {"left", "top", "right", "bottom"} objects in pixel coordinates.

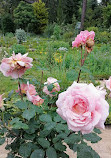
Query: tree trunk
[{"left": 80, "top": 0, "right": 87, "bottom": 31}]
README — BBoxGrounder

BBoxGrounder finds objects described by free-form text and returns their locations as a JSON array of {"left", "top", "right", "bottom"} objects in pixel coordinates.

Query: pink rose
[
  {"left": 72, "top": 30, "right": 95, "bottom": 49},
  {"left": 43, "top": 77, "right": 60, "bottom": 97},
  {"left": 0, "top": 53, "right": 33, "bottom": 79},
  {"left": 0, "top": 94, "right": 4, "bottom": 108},
  {"left": 31, "top": 95, "right": 44, "bottom": 106},
  {"left": 17, "top": 82, "right": 37, "bottom": 96},
  {"left": 105, "top": 76, "right": 111, "bottom": 91},
  {"left": 56, "top": 82, "right": 109, "bottom": 134}
]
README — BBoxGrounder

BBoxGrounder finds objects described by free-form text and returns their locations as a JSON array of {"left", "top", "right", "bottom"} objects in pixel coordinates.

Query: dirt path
[{"left": 0, "top": 127, "right": 111, "bottom": 158}]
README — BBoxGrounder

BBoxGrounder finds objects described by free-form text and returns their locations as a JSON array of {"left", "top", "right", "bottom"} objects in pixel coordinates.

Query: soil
[{"left": 0, "top": 126, "right": 111, "bottom": 158}]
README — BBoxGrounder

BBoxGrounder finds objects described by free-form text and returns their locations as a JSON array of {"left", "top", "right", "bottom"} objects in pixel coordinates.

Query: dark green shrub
[
  {"left": 1, "top": 13, "right": 15, "bottom": 34},
  {"left": 44, "top": 23, "right": 55, "bottom": 37},
  {"left": 53, "top": 24, "right": 61, "bottom": 40},
  {"left": 63, "top": 31, "right": 74, "bottom": 41}
]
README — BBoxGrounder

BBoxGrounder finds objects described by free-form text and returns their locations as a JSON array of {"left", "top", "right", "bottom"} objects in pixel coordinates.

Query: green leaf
[
  {"left": 0, "top": 137, "right": 5, "bottom": 145},
  {"left": 54, "top": 141, "right": 66, "bottom": 151},
  {"left": 77, "top": 144, "right": 100, "bottom": 158},
  {"left": 46, "top": 147, "right": 57, "bottom": 158},
  {"left": 19, "top": 144, "right": 31, "bottom": 158},
  {"left": 47, "top": 84, "right": 54, "bottom": 92},
  {"left": 24, "top": 133, "right": 35, "bottom": 141},
  {"left": 39, "top": 114, "right": 52, "bottom": 123},
  {"left": 38, "top": 138, "right": 50, "bottom": 149},
  {"left": 54, "top": 115, "right": 66, "bottom": 123},
  {"left": 93, "top": 128, "right": 102, "bottom": 134},
  {"left": 39, "top": 130, "right": 51, "bottom": 137},
  {"left": 53, "top": 133, "right": 68, "bottom": 143},
  {"left": 44, "top": 122, "right": 56, "bottom": 130},
  {"left": 64, "top": 133, "right": 81, "bottom": 144},
  {"left": 22, "top": 109, "right": 35, "bottom": 121},
  {"left": 58, "top": 152, "right": 69, "bottom": 158},
  {"left": 10, "top": 118, "right": 28, "bottom": 130},
  {"left": 83, "top": 133, "right": 101, "bottom": 143},
  {"left": 30, "top": 149, "right": 45, "bottom": 158},
  {"left": 15, "top": 101, "right": 28, "bottom": 110}
]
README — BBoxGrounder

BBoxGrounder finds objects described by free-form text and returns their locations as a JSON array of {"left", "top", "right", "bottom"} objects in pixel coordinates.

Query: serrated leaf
[
  {"left": 15, "top": 101, "right": 28, "bottom": 110},
  {"left": 22, "top": 109, "right": 35, "bottom": 121},
  {"left": 64, "top": 133, "right": 81, "bottom": 144},
  {"left": 44, "top": 122, "right": 56, "bottom": 130},
  {"left": 38, "top": 138, "right": 50, "bottom": 148},
  {"left": 46, "top": 147, "right": 57, "bottom": 158},
  {"left": 54, "top": 141, "right": 66, "bottom": 151},
  {"left": 24, "top": 133, "right": 35, "bottom": 141},
  {"left": 53, "top": 133, "right": 68, "bottom": 143},
  {"left": 19, "top": 144, "right": 31, "bottom": 158},
  {"left": 39, "top": 130, "right": 51, "bottom": 137},
  {"left": 93, "top": 128, "right": 101, "bottom": 134},
  {"left": 83, "top": 133, "right": 101, "bottom": 143},
  {"left": 39, "top": 114, "right": 52, "bottom": 123},
  {"left": 77, "top": 144, "right": 100, "bottom": 158},
  {"left": 30, "top": 149, "right": 45, "bottom": 158}
]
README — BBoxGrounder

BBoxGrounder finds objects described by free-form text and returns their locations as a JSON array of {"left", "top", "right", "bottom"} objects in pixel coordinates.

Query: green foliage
[
  {"left": 15, "top": 28, "right": 26, "bottom": 44},
  {"left": 53, "top": 24, "right": 61, "bottom": 40},
  {"left": 43, "top": 23, "right": 55, "bottom": 37},
  {"left": 13, "top": 1, "right": 35, "bottom": 31},
  {"left": 32, "top": 0, "right": 48, "bottom": 33},
  {"left": 10, "top": 44, "right": 26, "bottom": 55},
  {"left": 63, "top": 31, "right": 74, "bottom": 41},
  {"left": 103, "top": 4, "right": 111, "bottom": 28},
  {"left": 1, "top": 13, "right": 15, "bottom": 34},
  {"left": 86, "top": 27, "right": 98, "bottom": 33}
]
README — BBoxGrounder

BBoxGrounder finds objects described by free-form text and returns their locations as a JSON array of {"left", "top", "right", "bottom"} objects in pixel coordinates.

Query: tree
[
  {"left": 32, "top": 0, "right": 48, "bottom": 33},
  {"left": 80, "top": 0, "right": 87, "bottom": 30},
  {"left": 13, "top": 1, "right": 35, "bottom": 31},
  {"left": 103, "top": 4, "right": 111, "bottom": 28},
  {"left": 43, "top": 0, "right": 58, "bottom": 23},
  {"left": 63, "top": 0, "right": 81, "bottom": 24}
]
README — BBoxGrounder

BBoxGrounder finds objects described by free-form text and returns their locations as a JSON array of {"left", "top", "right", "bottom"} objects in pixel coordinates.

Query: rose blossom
[
  {"left": 0, "top": 94, "right": 4, "bottom": 108},
  {"left": 72, "top": 30, "right": 95, "bottom": 51},
  {"left": 31, "top": 95, "right": 44, "bottom": 106},
  {"left": 43, "top": 77, "right": 60, "bottom": 97},
  {"left": 105, "top": 76, "right": 111, "bottom": 91},
  {"left": 0, "top": 53, "right": 33, "bottom": 79},
  {"left": 56, "top": 82, "right": 109, "bottom": 134},
  {"left": 17, "top": 82, "right": 37, "bottom": 96}
]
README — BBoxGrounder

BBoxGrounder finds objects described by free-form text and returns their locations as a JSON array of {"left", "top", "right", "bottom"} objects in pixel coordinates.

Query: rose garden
[{"left": 0, "top": 0, "right": 111, "bottom": 158}]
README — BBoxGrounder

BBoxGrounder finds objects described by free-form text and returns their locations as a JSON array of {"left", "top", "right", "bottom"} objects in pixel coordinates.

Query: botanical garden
[{"left": 0, "top": 0, "right": 111, "bottom": 158}]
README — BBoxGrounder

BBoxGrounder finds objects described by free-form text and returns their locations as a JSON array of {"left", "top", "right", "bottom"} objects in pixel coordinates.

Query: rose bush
[{"left": 0, "top": 30, "right": 109, "bottom": 158}]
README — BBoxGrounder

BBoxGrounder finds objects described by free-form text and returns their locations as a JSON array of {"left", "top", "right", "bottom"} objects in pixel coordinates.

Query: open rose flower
[
  {"left": 31, "top": 95, "right": 44, "bottom": 106},
  {"left": 17, "top": 82, "right": 37, "bottom": 96},
  {"left": 0, "top": 53, "right": 33, "bottom": 79},
  {"left": 105, "top": 76, "right": 111, "bottom": 91},
  {"left": 43, "top": 77, "right": 60, "bottom": 97},
  {"left": 56, "top": 82, "right": 109, "bottom": 134},
  {"left": 0, "top": 94, "right": 4, "bottom": 108},
  {"left": 72, "top": 30, "right": 95, "bottom": 52}
]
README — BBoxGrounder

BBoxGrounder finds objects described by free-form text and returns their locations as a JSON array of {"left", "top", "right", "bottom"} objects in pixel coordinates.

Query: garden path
[{"left": 0, "top": 126, "right": 111, "bottom": 158}]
